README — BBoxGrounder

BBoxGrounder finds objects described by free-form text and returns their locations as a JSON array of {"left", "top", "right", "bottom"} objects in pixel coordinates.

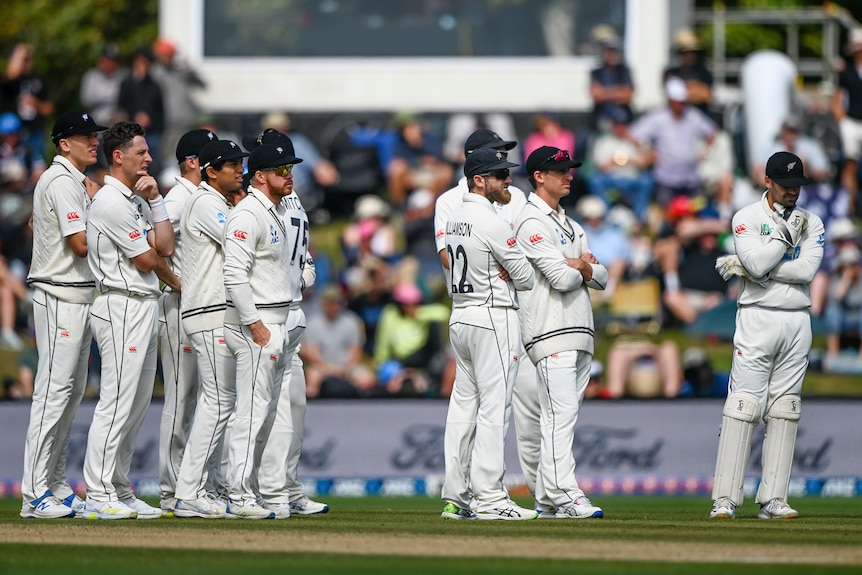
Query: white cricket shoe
[
  {"left": 263, "top": 502, "right": 292, "bottom": 519},
  {"left": 758, "top": 498, "right": 799, "bottom": 520},
  {"left": 20, "top": 492, "right": 76, "bottom": 519},
  {"left": 61, "top": 493, "right": 97, "bottom": 520},
  {"left": 84, "top": 497, "right": 138, "bottom": 520},
  {"left": 710, "top": 497, "right": 736, "bottom": 519},
  {"left": 476, "top": 499, "right": 538, "bottom": 521},
  {"left": 122, "top": 496, "right": 164, "bottom": 519},
  {"left": 536, "top": 508, "right": 557, "bottom": 519},
  {"left": 175, "top": 497, "right": 225, "bottom": 519},
  {"left": 289, "top": 495, "right": 329, "bottom": 515},
  {"left": 205, "top": 493, "right": 228, "bottom": 515},
  {"left": 440, "top": 502, "right": 476, "bottom": 520},
  {"left": 555, "top": 496, "right": 604, "bottom": 519},
  {"left": 226, "top": 499, "right": 275, "bottom": 520}
]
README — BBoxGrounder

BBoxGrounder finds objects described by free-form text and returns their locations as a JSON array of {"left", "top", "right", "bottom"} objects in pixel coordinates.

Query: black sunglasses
[{"left": 479, "top": 169, "right": 510, "bottom": 180}]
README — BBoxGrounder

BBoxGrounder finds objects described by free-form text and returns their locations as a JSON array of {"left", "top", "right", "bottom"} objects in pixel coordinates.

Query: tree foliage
[{"left": 0, "top": 0, "right": 157, "bottom": 114}]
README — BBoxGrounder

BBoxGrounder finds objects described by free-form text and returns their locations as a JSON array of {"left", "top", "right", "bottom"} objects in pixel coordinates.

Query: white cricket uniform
[
  {"left": 84, "top": 176, "right": 161, "bottom": 502},
  {"left": 158, "top": 176, "right": 199, "bottom": 503},
  {"left": 174, "top": 183, "right": 236, "bottom": 501},
  {"left": 258, "top": 192, "right": 315, "bottom": 505},
  {"left": 712, "top": 194, "right": 824, "bottom": 506},
  {"left": 223, "top": 186, "right": 294, "bottom": 504},
  {"left": 22, "top": 156, "right": 95, "bottom": 504},
  {"left": 513, "top": 193, "right": 608, "bottom": 509},
  {"left": 441, "top": 193, "right": 535, "bottom": 512},
  {"left": 434, "top": 179, "right": 541, "bottom": 498}
]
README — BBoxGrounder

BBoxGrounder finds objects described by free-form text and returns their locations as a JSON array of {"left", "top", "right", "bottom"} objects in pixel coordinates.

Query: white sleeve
[
  {"left": 733, "top": 211, "right": 786, "bottom": 278},
  {"left": 302, "top": 255, "right": 316, "bottom": 291},
  {"left": 48, "top": 175, "right": 88, "bottom": 238},
  {"left": 488, "top": 217, "right": 534, "bottom": 291},
  {"left": 223, "top": 210, "right": 261, "bottom": 325},
  {"left": 515, "top": 216, "right": 583, "bottom": 291},
  {"left": 434, "top": 193, "right": 453, "bottom": 253},
  {"left": 195, "top": 196, "right": 228, "bottom": 245},
  {"left": 769, "top": 215, "right": 825, "bottom": 284}
]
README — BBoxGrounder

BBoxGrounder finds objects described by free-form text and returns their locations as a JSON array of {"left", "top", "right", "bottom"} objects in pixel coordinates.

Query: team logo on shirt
[
  {"left": 506, "top": 237, "right": 516, "bottom": 247},
  {"left": 269, "top": 224, "right": 280, "bottom": 244},
  {"left": 435, "top": 229, "right": 445, "bottom": 239},
  {"left": 218, "top": 337, "right": 226, "bottom": 344},
  {"left": 66, "top": 211, "right": 81, "bottom": 221},
  {"left": 558, "top": 229, "right": 568, "bottom": 245},
  {"left": 734, "top": 224, "right": 746, "bottom": 235},
  {"left": 129, "top": 346, "right": 138, "bottom": 353},
  {"left": 233, "top": 230, "right": 248, "bottom": 241},
  {"left": 529, "top": 234, "right": 543, "bottom": 244},
  {"left": 217, "top": 211, "right": 226, "bottom": 224},
  {"left": 269, "top": 354, "right": 278, "bottom": 361},
  {"left": 60, "top": 330, "right": 70, "bottom": 338},
  {"left": 760, "top": 224, "right": 771, "bottom": 236},
  {"left": 129, "top": 229, "right": 142, "bottom": 240},
  {"left": 182, "top": 346, "right": 193, "bottom": 353}
]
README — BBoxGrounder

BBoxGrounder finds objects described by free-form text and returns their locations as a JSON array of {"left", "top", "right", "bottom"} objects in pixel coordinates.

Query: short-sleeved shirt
[
  {"left": 305, "top": 309, "right": 365, "bottom": 367},
  {"left": 87, "top": 175, "right": 158, "bottom": 297},
  {"left": 28, "top": 155, "right": 95, "bottom": 303}
]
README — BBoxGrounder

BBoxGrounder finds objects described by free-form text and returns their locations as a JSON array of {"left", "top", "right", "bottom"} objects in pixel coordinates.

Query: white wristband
[{"left": 148, "top": 196, "right": 169, "bottom": 223}]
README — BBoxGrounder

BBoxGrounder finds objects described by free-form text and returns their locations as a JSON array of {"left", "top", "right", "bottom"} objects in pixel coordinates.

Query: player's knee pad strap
[
  {"left": 722, "top": 392, "right": 761, "bottom": 423},
  {"left": 766, "top": 395, "right": 801, "bottom": 421}
]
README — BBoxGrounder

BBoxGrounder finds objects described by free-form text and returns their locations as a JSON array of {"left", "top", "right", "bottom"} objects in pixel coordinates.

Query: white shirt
[
  {"left": 733, "top": 193, "right": 825, "bottom": 310},
  {"left": 180, "top": 183, "right": 232, "bottom": 334},
  {"left": 87, "top": 175, "right": 159, "bottom": 297},
  {"left": 281, "top": 192, "right": 316, "bottom": 302},
  {"left": 162, "top": 175, "right": 197, "bottom": 288},
  {"left": 28, "top": 155, "right": 95, "bottom": 304},
  {"left": 445, "top": 193, "right": 534, "bottom": 309}
]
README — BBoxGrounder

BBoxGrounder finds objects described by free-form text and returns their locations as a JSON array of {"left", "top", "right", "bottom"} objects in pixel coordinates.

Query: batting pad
[
  {"left": 712, "top": 392, "right": 760, "bottom": 504},
  {"left": 756, "top": 395, "right": 801, "bottom": 504}
]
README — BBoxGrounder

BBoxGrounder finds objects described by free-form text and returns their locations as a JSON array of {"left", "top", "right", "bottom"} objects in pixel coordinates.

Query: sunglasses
[
  {"left": 547, "top": 149, "right": 571, "bottom": 163},
  {"left": 479, "top": 169, "right": 510, "bottom": 180},
  {"left": 264, "top": 164, "right": 293, "bottom": 177}
]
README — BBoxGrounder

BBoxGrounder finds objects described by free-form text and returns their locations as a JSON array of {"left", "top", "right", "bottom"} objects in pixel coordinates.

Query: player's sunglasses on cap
[
  {"left": 525, "top": 145, "right": 582, "bottom": 174},
  {"left": 263, "top": 164, "right": 294, "bottom": 177},
  {"left": 479, "top": 169, "right": 510, "bottom": 180}
]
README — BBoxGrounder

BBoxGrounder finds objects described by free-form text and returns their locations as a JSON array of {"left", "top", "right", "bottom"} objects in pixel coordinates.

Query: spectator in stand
[
  {"left": 587, "top": 106, "right": 653, "bottom": 221},
  {"left": 80, "top": 43, "right": 127, "bottom": 128},
  {"left": 402, "top": 188, "right": 441, "bottom": 288},
  {"left": 522, "top": 111, "right": 576, "bottom": 163},
  {"left": 589, "top": 25, "right": 635, "bottom": 130},
  {"left": 341, "top": 193, "right": 399, "bottom": 267},
  {"left": 387, "top": 113, "right": 453, "bottom": 206},
  {"left": 824, "top": 244, "right": 862, "bottom": 365},
  {"left": 655, "top": 196, "right": 730, "bottom": 326},
  {"left": 151, "top": 38, "right": 207, "bottom": 172},
  {"left": 118, "top": 46, "right": 165, "bottom": 177},
  {"left": 664, "top": 29, "right": 714, "bottom": 116},
  {"left": 346, "top": 259, "right": 394, "bottom": 357},
  {"left": 374, "top": 282, "right": 452, "bottom": 398},
  {"left": 576, "top": 195, "right": 631, "bottom": 304},
  {"left": 697, "top": 127, "right": 735, "bottom": 222},
  {"left": 2, "top": 43, "right": 54, "bottom": 168},
  {"left": 631, "top": 77, "right": 716, "bottom": 207},
  {"left": 301, "top": 285, "right": 377, "bottom": 398},
  {"left": 0, "top": 111, "right": 44, "bottom": 185},
  {"left": 832, "top": 28, "right": 862, "bottom": 215},
  {"left": 604, "top": 338, "right": 683, "bottom": 399}
]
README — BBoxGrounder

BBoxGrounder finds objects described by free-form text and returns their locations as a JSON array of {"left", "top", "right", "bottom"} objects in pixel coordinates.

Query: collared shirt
[{"left": 631, "top": 106, "right": 715, "bottom": 187}]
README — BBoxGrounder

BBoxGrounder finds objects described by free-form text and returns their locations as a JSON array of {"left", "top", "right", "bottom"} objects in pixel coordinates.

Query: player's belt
[{"left": 100, "top": 287, "right": 158, "bottom": 300}]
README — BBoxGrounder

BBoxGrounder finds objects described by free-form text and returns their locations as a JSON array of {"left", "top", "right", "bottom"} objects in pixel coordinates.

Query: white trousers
[
  {"left": 21, "top": 289, "right": 91, "bottom": 503},
  {"left": 84, "top": 294, "right": 158, "bottom": 501},
  {"left": 259, "top": 308, "right": 305, "bottom": 504},
  {"left": 157, "top": 291, "right": 199, "bottom": 501},
  {"left": 442, "top": 306, "right": 520, "bottom": 512},
  {"left": 224, "top": 321, "right": 288, "bottom": 504},
  {"left": 511, "top": 345, "right": 541, "bottom": 498},
  {"left": 534, "top": 349, "right": 591, "bottom": 508},
  {"left": 175, "top": 328, "right": 236, "bottom": 500}
]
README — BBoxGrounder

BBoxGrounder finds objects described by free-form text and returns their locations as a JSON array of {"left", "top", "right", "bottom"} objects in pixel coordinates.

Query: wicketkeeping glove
[
  {"left": 715, "top": 254, "right": 769, "bottom": 287},
  {"left": 770, "top": 206, "right": 807, "bottom": 247}
]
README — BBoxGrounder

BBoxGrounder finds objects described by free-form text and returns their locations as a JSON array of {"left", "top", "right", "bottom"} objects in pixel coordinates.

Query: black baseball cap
[
  {"left": 199, "top": 140, "right": 249, "bottom": 170},
  {"left": 464, "top": 148, "right": 519, "bottom": 178},
  {"left": 765, "top": 151, "right": 811, "bottom": 187},
  {"left": 51, "top": 111, "right": 108, "bottom": 144},
  {"left": 464, "top": 129, "right": 517, "bottom": 155},
  {"left": 525, "top": 145, "right": 582, "bottom": 174},
  {"left": 242, "top": 128, "right": 297, "bottom": 156},
  {"left": 247, "top": 143, "right": 303, "bottom": 174},
  {"left": 175, "top": 129, "right": 218, "bottom": 163}
]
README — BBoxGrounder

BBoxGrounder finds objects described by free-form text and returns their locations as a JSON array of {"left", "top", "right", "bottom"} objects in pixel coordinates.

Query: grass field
[{"left": 1, "top": 496, "right": 861, "bottom": 574}]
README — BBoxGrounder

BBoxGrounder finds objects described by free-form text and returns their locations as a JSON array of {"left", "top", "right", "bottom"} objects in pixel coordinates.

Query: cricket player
[
  {"left": 158, "top": 128, "right": 217, "bottom": 514},
  {"left": 246, "top": 130, "right": 328, "bottom": 517},
  {"left": 21, "top": 111, "right": 107, "bottom": 519},
  {"left": 172, "top": 138, "right": 248, "bottom": 519},
  {"left": 82, "top": 121, "right": 175, "bottom": 520},
  {"left": 434, "top": 129, "right": 542, "bottom": 506},
  {"left": 711, "top": 151, "right": 824, "bottom": 519},
  {"left": 514, "top": 146, "right": 607, "bottom": 519},
  {"left": 441, "top": 148, "right": 536, "bottom": 521},
  {"left": 222, "top": 143, "right": 303, "bottom": 519}
]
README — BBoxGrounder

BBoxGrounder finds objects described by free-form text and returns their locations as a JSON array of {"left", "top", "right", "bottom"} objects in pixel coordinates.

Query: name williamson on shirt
[{"left": 446, "top": 221, "right": 472, "bottom": 237}]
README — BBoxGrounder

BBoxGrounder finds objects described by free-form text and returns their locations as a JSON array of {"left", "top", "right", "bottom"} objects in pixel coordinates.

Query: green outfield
[{"left": 1, "top": 496, "right": 860, "bottom": 574}]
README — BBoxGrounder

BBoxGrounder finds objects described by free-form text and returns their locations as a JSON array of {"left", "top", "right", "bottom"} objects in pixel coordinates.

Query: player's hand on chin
[{"left": 134, "top": 171, "right": 159, "bottom": 201}]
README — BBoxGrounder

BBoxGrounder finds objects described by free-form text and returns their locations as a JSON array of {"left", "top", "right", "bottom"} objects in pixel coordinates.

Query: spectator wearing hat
[
  {"left": 156, "top": 128, "right": 219, "bottom": 514},
  {"left": 0, "top": 111, "right": 43, "bottom": 186},
  {"left": 630, "top": 77, "right": 716, "bottom": 207},
  {"left": 118, "top": 46, "right": 165, "bottom": 178},
  {"left": 664, "top": 29, "right": 714, "bottom": 115},
  {"left": 576, "top": 195, "right": 631, "bottom": 303},
  {"left": 301, "top": 284, "right": 377, "bottom": 398},
  {"left": 80, "top": 44, "right": 128, "bottom": 128},
  {"left": 387, "top": 113, "right": 453, "bottom": 206},
  {"left": 832, "top": 28, "right": 862, "bottom": 214},
  {"left": 823, "top": 242, "right": 862, "bottom": 366},
  {"left": 589, "top": 27, "right": 635, "bottom": 130},
  {"left": 20, "top": 111, "right": 107, "bottom": 519},
  {"left": 587, "top": 106, "right": 654, "bottom": 221},
  {"left": 2, "top": 43, "right": 54, "bottom": 165}
]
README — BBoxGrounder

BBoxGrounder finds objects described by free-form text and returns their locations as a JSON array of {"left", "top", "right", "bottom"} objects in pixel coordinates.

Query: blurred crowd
[{"left": 2, "top": 27, "right": 862, "bottom": 400}]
